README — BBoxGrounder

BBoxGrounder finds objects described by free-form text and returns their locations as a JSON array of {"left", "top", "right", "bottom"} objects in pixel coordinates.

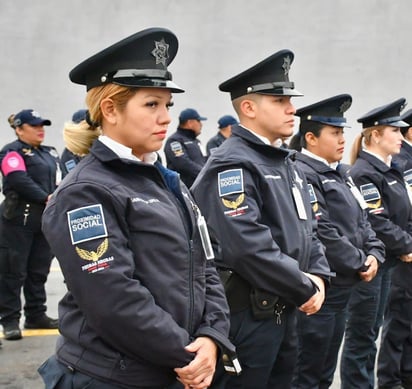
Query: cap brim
[
  {"left": 112, "top": 78, "right": 184, "bottom": 93},
  {"left": 28, "top": 119, "right": 51, "bottom": 126},
  {"left": 199, "top": 116, "right": 207, "bottom": 121},
  {"left": 258, "top": 88, "right": 303, "bottom": 97},
  {"left": 391, "top": 119, "right": 410, "bottom": 128},
  {"left": 285, "top": 88, "right": 304, "bottom": 97},
  {"left": 314, "top": 120, "right": 350, "bottom": 128}
]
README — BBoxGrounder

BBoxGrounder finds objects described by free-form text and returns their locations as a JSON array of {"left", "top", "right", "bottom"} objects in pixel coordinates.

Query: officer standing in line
[
  {"left": 164, "top": 108, "right": 207, "bottom": 188},
  {"left": 38, "top": 27, "right": 237, "bottom": 389},
  {"left": 395, "top": 108, "right": 412, "bottom": 170},
  {"left": 288, "top": 94, "right": 385, "bottom": 388},
  {"left": 61, "top": 109, "right": 101, "bottom": 177},
  {"left": 376, "top": 108, "right": 412, "bottom": 389},
  {"left": 341, "top": 98, "right": 412, "bottom": 389},
  {"left": 206, "top": 115, "right": 238, "bottom": 155},
  {"left": 191, "top": 49, "right": 332, "bottom": 389},
  {"left": 0, "top": 109, "right": 60, "bottom": 341},
  {"left": 61, "top": 109, "right": 87, "bottom": 176}
]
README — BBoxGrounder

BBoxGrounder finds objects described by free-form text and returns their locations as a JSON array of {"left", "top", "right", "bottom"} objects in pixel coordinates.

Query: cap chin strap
[
  {"left": 246, "top": 81, "right": 295, "bottom": 94},
  {"left": 113, "top": 78, "right": 184, "bottom": 93},
  {"left": 110, "top": 68, "right": 173, "bottom": 81},
  {"left": 93, "top": 68, "right": 184, "bottom": 92},
  {"left": 304, "top": 115, "right": 347, "bottom": 126},
  {"left": 373, "top": 116, "right": 402, "bottom": 126}
]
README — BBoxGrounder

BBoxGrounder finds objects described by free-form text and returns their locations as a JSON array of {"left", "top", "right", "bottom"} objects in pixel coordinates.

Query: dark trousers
[
  {"left": 212, "top": 306, "right": 297, "bottom": 389},
  {"left": 377, "top": 284, "right": 412, "bottom": 389},
  {"left": 340, "top": 264, "right": 393, "bottom": 389},
  {"left": 268, "top": 310, "right": 298, "bottom": 389},
  {"left": 0, "top": 217, "right": 53, "bottom": 325},
  {"left": 39, "top": 355, "right": 175, "bottom": 389},
  {"left": 292, "top": 285, "right": 352, "bottom": 389}
]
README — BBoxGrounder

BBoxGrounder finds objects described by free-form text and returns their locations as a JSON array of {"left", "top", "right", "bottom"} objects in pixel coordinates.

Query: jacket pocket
[{"left": 38, "top": 356, "right": 66, "bottom": 389}]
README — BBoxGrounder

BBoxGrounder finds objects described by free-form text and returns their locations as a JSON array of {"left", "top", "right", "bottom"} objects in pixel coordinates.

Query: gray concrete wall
[{"left": 1, "top": 0, "right": 411, "bottom": 163}]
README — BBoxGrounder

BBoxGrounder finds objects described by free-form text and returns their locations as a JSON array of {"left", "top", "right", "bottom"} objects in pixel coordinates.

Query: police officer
[
  {"left": 164, "top": 108, "right": 207, "bottom": 188},
  {"left": 61, "top": 109, "right": 87, "bottom": 176},
  {"left": 38, "top": 28, "right": 237, "bottom": 389},
  {"left": 341, "top": 98, "right": 412, "bottom": 389},
  {"left": 289, "top": 94, "right": 385, "bottom": 388},
  {"left": 191, "top": 49, "right": 332, "bottom": 389},
  {"left": 376, "top": 108, "right": 412, "bottom": 389},
  {"left": 206, "top": 115, "right": 238, "bottom": 155},
  {"left": 395, "top": 108, "right": 412, "bottom": 170},
  {"left": 0, "top": 109, "right": 60, "bottom": 340},
  {"left": 61, "top": 109, "right": 101, "bottom": 177}
]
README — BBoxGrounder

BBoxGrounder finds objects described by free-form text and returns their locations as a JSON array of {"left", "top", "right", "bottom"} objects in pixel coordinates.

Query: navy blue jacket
[
  {"left": 42, "top": 140, "right": 233, "bottom": 388},
  {"left": 206, "top": 132, "right": 226, "bottom": 156},
  {"left": 391, "top": 142, "right": 412, "bottom": 290},
  {"left": 164, "top": 128, "right": 206, "bottom": 188},
  {"left": 0, "top": 139, "right": 61, "bottom": 227},
  {"left": 294, "top": 153, "right": 385, "bottom": 286},
  {"left": 191, "top": 125, "right": 332, "bottom": 307},
  {"left": 349, "top": 150, "right": 412, "bottom": 271},
  {"left": 0, "top": 139, "right": 60, "bottom": 202},
  {"left": 60, "top": 148, "right": 83, "bottom": 178},
  {"left": 394, "top": 140, "right": 412, "bottom": 172}
]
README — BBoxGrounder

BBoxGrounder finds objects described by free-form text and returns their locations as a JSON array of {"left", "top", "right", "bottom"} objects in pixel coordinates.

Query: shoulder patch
[
  {"left": 307, "top": 183, "right": 320, "bottom": 216},
  {"left": 404, "top": 169, "right": 412, "bottom": 187},
  {"left": 170, "top": 141, "right": 184, "bottom": 156},
  {"left": 360, "top": 183, "right": 380, "bottom": 201},
  {"left": 1, "top": 151, "right": 26, "bottom": 175},
  {"left": 65, "top": 159, "right": 77, "bottom": 172},
  {"left": 360, "top": 183, "right": 382, "bottom": 210},
  {"left": 307, "top": 184, "right": 317, "bottom": 204},
  {"left": 218, "top": 169, "right": 244, "bottom": 197},
  {"left": 67, "top": 204, "right": 108, "bottom": 245}
]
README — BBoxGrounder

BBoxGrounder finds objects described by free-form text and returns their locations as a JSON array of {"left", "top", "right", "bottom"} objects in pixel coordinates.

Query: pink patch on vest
[{"left": 1, "top": 151, "right": 27, "bottom": 176}]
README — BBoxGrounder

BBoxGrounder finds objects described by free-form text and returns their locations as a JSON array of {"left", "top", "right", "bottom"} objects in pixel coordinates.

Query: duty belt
[{"left": 217, "top": 269, "right": 292, "bottom": 322}]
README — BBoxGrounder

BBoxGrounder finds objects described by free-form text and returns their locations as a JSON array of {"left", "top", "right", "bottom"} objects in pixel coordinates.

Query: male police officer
[
  {"left": 191, "top": 49, "right": 332, "bottom": 389},
  {"left": 206, "top": 115, "right": 238, "bottom": 156},
  {"left": 164, "top": 108, "right": 207, "bottom": 188}
]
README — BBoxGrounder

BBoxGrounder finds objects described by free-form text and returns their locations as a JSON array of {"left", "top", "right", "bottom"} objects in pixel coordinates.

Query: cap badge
[
  {"left": 339, "top": 100, "right": 351, "bottom": 113},
  {"left": 282, "top": 56, "right": 291, "bottom": 76},
  {"left": 151, "top": 38, "right": 169, "bottom": 66}
]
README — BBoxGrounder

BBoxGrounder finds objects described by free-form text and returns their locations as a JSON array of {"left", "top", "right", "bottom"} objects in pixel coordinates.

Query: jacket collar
[
  {"left": 177, "top": 127, "right": 197, "bottom": 139},
  {"left": 402, "top": 139, "right": 412, "bottom": 152},
  {"left": 90, "top": 139, "right": 136, "bottom": 165},
  {"left": 231, "top": 125, "right": 292, "bottom": 157},
  {"left": 295, "top": 151, "right": 335, "bottom": 173},
  {"left": 359, "top": 150, "right": 395, "bottom": 173}
]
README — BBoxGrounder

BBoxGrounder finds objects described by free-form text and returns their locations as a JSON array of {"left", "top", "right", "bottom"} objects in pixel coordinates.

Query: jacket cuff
[{"left": 194, "top": 327, "right": 241, "bottom": 376}]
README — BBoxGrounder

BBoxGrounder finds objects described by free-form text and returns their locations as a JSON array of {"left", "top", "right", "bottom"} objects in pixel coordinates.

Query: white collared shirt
[
  {"left": 363, "top": 149, "right": 392, "bottom": 167},
  {"left": 239, "top": 125, "right": 271, "bottom": 145},
  {"left": 301, "top": 148, "right": 339, "bottom": 170},
  {"left": 99, "top": 135, "right": 158, "bottom": 164}
]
